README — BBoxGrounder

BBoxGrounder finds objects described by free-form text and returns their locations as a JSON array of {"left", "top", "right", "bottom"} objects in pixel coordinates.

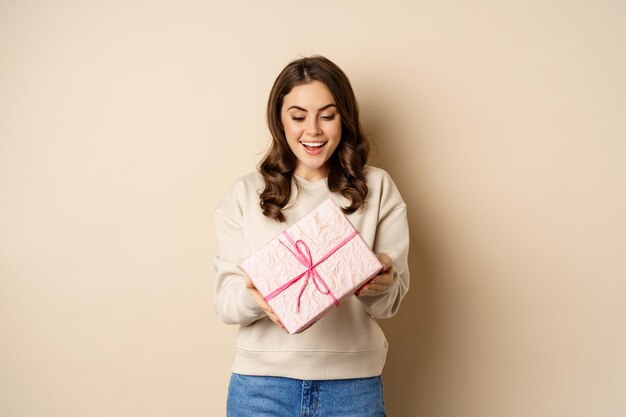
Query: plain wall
[{"left": 1, "top": 1, "right": 625, "bottom": 416}]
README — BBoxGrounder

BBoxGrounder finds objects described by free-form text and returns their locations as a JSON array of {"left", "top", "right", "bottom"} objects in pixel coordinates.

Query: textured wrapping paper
[{"left": 240, "top": 199, "right": 383, "bottom": 334}]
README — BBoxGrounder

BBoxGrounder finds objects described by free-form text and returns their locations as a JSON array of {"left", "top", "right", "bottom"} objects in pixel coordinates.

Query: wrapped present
[{"left": 239, "top": 198, "right": 383, "bottom": 334}]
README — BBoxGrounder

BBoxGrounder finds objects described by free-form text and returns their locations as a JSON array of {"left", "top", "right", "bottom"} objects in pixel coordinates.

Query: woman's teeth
[{"left": 302, "top": 141, "right": 326, "bottom": 148}]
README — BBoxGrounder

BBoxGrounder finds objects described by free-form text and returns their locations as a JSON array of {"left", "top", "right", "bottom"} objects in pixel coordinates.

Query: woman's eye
[
  {"left": 291, "top": 116, "right": 305, "bottom": 122},
  {"left": 321, "top": 114, "right": 336, "bottom": 121}
]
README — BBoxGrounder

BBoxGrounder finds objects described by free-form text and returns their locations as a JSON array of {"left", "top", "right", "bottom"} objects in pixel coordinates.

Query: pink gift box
[{"left": 240, "top": 199, "right": 383, "bottom": 334}]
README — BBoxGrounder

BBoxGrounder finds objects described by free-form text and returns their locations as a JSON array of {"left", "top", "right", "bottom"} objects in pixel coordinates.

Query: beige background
[{"left": 1, "top": 1, "right": 625, "bottom": 416}]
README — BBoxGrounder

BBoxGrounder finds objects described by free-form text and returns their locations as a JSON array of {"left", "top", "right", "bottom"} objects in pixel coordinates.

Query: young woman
[{"left": 213, "top": 55, "right": 410, "bottom": 417}]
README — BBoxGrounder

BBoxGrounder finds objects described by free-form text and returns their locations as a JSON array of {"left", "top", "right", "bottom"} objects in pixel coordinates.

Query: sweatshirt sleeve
[
  {"left": 212, "top": 191, "right": 265, "bottom": 326},
  {"left": 357, "top": 171, "right": 410, "bottom": 319}
]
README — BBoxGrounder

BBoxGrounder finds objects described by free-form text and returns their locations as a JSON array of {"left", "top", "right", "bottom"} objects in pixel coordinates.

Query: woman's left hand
[{"left": 356, "top": 253, "right": 395, "bottom": 296}]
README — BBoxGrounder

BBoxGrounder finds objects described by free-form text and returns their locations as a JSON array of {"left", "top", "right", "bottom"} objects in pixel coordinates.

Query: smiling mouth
[{"left": 300, "top": 141, "right": 327, "bottom": 149}]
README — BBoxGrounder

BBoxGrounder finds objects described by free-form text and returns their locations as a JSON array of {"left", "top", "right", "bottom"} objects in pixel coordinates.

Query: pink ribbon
[{"left": 263, "top": 229, "right": 359, "bottom": 312}]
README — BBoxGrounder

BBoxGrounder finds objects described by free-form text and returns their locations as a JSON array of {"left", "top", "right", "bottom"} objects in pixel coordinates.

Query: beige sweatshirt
[{"left": 212, "top": 166, "right": 409, "bottom": 380}]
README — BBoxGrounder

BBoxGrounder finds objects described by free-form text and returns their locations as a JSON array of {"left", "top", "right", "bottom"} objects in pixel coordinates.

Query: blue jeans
[{"left": 227, "top": 373, "right": 386, "bottom": 417}]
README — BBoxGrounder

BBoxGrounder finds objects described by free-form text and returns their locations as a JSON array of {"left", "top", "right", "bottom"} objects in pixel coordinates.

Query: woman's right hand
[{"left": 245, "top": 278, "right": 287, "bottom": 332}]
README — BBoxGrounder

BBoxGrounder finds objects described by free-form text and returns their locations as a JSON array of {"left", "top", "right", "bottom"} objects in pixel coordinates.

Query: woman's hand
[
  {"left": 245, "top": 278, "right": 287, "bottom": 332},
  {"left": 356, "top": 253, "right": 395, "bottom": 296}
]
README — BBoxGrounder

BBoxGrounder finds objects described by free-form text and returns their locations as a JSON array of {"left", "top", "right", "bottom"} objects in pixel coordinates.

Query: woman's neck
[{"left": 294, "top": 165, "right": 329, "bottom": 182}]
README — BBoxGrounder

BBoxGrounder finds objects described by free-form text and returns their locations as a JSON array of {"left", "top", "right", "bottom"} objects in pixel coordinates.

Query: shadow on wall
[
  {"left": 365, "top": 96, "right": 443, "bottom": 416},
  {"left": 379, "top": 202, "right": 438, "bottom": 417}
]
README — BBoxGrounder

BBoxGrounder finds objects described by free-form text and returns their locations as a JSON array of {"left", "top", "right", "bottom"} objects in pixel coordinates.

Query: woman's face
[{"left": 281, "top": 80, "right": 342, "bottom": 181}]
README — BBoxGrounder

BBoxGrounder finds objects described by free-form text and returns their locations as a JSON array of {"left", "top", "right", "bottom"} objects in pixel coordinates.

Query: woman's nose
[{"left": 306, "top": 118, "right": 322, "bottom": 136}]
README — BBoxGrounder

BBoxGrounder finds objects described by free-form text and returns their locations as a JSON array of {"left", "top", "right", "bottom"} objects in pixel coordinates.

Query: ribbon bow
[{"left": 263, "top": 230, "right": 358, "bottom": 312}]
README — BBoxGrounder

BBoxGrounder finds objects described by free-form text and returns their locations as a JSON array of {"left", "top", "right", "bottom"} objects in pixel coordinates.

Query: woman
[{"left": 213, "top": 55, "right": 410, "bottom": 417}]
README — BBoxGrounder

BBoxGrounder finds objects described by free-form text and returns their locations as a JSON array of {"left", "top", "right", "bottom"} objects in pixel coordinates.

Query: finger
[
  {"left": 376, "top": 253, "right": 393, "bottom": 271},
  {"left": 358, "top": 281, "right": 391, "bottom": 295},
  {"left": 358, "top": 287, "right": 378, "bottom": 296},
  {"left": 267, "top": 314, "right": 287, "bottom": 331},
  {"left": 245, "top": 277, "right": 255, "bottom": 289},
  {"left": 357, "top": 285, "right": 376, "bottom": 296},
  {"left": 370, "top": 271, "right": 394, "bottom": 285},
  {"left": 260, "top": 301, "right": 274, "bottom": 315},
  {"left": 246, "top": 281, "right": 276, "bottom": 315},
  {"left": 365, "top": 283, "right": 389, "bottom": 292}
]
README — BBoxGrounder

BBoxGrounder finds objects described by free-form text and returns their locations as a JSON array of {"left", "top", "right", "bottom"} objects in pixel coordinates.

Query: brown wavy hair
[{"left": 258, "top": 55, "right": 370, "bottom": 222}]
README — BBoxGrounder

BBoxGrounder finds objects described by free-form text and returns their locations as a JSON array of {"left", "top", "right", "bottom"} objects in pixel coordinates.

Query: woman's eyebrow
[{"left": 287, "top": 104, "right": 337, "bottom": 112}]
